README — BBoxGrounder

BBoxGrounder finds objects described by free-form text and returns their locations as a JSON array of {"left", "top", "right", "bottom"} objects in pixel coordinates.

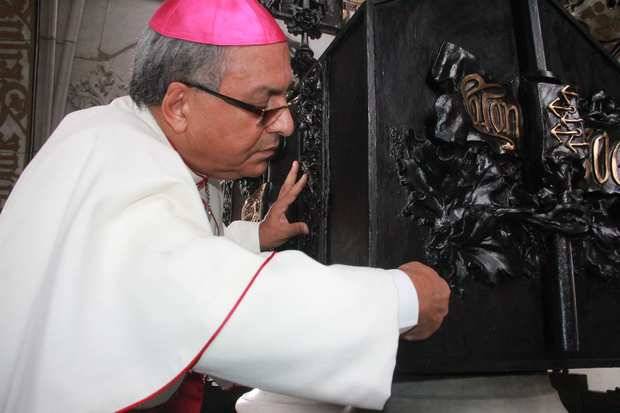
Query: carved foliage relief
[
  {"left": 0, "top": 0, "right": 34, "bottom": 210},
  {"left": 67, "top": 64, "right": 128, "bottom": 113},
  {"left": 389, "top": 42, "right": 620, "bottom": 290},
  {"left": 389, "top": 126, "right": 544, "bottom": 291},
  {"left": 294, "top": 62, "right": 326, "bottom": 259}
]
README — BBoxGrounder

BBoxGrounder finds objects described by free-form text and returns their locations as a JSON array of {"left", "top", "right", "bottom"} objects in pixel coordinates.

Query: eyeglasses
[{"left": 182, "top": 80, "right": 300, "bottom": 127}]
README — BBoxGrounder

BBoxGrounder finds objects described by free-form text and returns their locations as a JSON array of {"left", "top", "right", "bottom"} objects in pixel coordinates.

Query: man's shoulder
[
  {"left": 56, "top": 96, "right": 160, "bottom": 142},
  {"left": 39, "top": 97, "right": 188, "bottom": 184},
  {"left": 52, "top": 97, "right": 174, "bottom": 160}
]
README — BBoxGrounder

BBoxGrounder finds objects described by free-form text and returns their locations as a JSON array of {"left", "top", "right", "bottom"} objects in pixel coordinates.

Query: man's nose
[{"left": 266, "top": 107, "right": 295, "bottom": 137}]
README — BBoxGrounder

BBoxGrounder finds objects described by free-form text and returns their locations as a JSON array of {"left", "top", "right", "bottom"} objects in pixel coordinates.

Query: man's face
[{"left": 183, "top": 42, "right": 295, "bottom": 180}]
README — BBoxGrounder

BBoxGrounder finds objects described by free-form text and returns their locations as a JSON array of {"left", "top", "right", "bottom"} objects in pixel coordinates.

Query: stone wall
[
  {"left": 0, "top": 0, "right": 35, "bottom": 210},
  {"left": 64, "top": 0, "right": 158, "bottom": 117},
  {"left": 61, "top": 0, "right": 332, "bottom": 119},
  {"left": 563, "top": 0, "right": 620, "bottom": 63}
]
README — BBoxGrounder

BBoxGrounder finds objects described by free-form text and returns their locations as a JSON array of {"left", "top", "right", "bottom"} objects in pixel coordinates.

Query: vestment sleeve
[
  {"left": 223, "top": 220, "right": 261, "bottom": 253},
  {"left": 9, "top": 173, "right": 400, "bottom": 411},
  {"left": 390, "top": 269, "right": 419, "bottom": 332},
  {"left": 191, "top": 248, "right": 400, "bottom": 410},
  {"left": 121, "top": 188, "right": 400, "bottom": 409}
]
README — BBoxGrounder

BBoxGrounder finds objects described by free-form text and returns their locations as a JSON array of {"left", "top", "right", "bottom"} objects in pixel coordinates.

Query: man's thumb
[{"left": 289, "top": 222, "right": 309, "bottom": 236}]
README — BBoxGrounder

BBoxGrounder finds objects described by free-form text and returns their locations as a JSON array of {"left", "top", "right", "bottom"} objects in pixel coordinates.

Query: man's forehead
[{"left": 222, "top": 43, "right": 292, "bottom": 92}]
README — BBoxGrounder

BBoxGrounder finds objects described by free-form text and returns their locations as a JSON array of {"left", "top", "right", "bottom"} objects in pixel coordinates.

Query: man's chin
[{"left": 240, "top": 161, "right": 268, "bottom": 178}]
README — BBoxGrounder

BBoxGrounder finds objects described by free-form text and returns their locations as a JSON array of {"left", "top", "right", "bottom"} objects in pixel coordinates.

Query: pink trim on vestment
[{"left": 116, "top": 251, "right": 278, "bottom": 412}]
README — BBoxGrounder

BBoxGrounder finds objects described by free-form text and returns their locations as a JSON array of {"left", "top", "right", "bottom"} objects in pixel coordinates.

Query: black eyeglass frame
[{"left": 181, "top": 80, "right": 300, "bottom": 125}]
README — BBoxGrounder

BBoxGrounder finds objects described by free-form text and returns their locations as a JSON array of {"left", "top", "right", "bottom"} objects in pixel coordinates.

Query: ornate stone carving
[
  {"left": 67, "top": 64, "right": 128, "bottom": 112},
  {"left": 562, "top": 0, "right": 620, "bottom": 63},
  {"left": 0, "top": 0, "right": 34, "bottom": 210}
]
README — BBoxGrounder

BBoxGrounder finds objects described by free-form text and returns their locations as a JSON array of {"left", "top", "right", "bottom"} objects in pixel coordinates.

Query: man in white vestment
[{"left": 0, "top": 1, "right": 450, "bottom": 412}]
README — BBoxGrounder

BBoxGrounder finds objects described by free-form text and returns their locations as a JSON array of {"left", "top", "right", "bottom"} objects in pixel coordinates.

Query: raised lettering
[
  {"left": 591, "top": 133, "right": 610, "bottom": 184},
  {"left": 611, "top": 141, "right": 620, "bottom": 186}
]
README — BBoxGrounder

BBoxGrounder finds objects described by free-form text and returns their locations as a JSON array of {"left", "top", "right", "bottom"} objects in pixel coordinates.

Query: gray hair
[{"left": 129, "top": 27, "right": 227, "bottom": 107}]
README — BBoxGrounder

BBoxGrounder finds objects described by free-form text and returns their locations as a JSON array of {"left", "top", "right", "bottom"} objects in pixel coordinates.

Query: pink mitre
[{"left": 149, "top": 0, "right": 287, "bottom": 46}]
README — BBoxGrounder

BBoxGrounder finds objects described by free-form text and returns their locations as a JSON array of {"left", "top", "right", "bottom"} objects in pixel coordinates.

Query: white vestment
[{"left": 0, "top": 97, "right": 402, "bottom": 412}]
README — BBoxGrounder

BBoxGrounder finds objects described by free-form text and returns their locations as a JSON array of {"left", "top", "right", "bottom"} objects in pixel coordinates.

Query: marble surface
[
  {"left": 235, "top": 376, "right": 568, "bottom": 413},
  {"left": 383, "top": 375, "right": 567, "bottom": 413}
]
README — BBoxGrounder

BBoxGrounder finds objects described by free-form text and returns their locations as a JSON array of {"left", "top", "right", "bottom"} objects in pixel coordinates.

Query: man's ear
[{"left": 160, "top": 82, "right": 191, "bottom": 133}]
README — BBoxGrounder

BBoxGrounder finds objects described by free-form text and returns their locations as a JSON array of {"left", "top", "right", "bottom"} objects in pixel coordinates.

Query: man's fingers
[
  {"left": 287, "top": 222, "right": 309, "bottom": 237},
  {"left": 279, "top": 160, "right": 300, "bottom": 197},
  {"left": 258, "top": 162, "right": 309, "bottom": 249},
  {"left": 281, "top": 173, "right": 307, "bottom": 205},
  {"left": 274, "top": 173, "right": 308, "bottom": 213}
]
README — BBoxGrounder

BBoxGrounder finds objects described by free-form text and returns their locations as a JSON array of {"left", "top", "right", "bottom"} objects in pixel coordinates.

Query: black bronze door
[{"left": 278, "top": 0, "right": 620, "bottom": 376}]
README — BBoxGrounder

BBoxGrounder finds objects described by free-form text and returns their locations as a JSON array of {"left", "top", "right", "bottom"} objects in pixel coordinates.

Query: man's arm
[
  {"left": 257, "top": 161, "right": 450, "bottom": 340},
  {"left": 192, "top": 250, "right": 401, "bottom": 410},
  {"left": 215, "top": 161, "right": 449, "bottom": 408}
]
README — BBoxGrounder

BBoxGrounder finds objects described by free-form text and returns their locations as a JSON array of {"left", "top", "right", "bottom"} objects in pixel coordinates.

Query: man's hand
[
  {"left": 259, "top": 161, "right": 309, "bottom": 251},
  {"left": 399, "top": 261, "right": 450, "bottom": 341}
]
